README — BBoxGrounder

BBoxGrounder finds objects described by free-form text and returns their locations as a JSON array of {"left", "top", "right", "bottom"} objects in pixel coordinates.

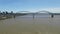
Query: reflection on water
[{"left": 0, "top": 15, "right": 60, "bottom": 34}]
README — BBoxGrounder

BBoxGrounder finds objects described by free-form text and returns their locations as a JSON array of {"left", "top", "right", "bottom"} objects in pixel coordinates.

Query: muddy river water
[{"left": 0, "top": 15, "right": 60, "bottom": 34}]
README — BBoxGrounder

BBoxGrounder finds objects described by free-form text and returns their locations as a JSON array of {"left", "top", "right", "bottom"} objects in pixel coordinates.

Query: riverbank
[
  {"left": 0, "top": 14, "right": 27, "bottom": 20},
  {"left": 0, "top": 16, "right": 13, "bottom": 20}
]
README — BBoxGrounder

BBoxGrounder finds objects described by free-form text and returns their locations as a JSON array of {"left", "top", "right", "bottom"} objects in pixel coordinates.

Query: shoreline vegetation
[{"left": 0, "top": 11, "right": 27, "bottom": 20}]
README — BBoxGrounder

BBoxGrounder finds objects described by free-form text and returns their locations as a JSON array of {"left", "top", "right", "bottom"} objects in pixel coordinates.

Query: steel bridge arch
[{"left": 36, "top": 11, "right": 52, "bottom": 15}]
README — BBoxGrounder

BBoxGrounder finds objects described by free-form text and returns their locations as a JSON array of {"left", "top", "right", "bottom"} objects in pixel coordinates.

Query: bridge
[{"left": 16, "top": 11, "right": 53, "bottom": 15}]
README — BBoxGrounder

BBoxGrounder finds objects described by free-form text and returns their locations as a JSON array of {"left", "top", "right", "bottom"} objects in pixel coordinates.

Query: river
[{"left": 0, "top": 15, "right": 60, "bottom": 34}]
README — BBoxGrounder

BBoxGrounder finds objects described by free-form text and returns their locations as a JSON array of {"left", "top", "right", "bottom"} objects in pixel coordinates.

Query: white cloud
[
  {"left": 26, "top": 8, "right": 60, "bottom": 13},
  {"left": 38, "top": 8, "right": 60, "bottom": 13}
]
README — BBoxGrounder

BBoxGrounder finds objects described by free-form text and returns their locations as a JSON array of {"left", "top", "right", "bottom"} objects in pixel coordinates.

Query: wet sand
[{"left": 0, "top": 15, "right": 60, "bottom": 34}]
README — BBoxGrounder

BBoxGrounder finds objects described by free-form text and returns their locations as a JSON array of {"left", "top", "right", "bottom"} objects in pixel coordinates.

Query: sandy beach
[{"left": 0, "top": 15, "right": 60, "bottom": 34}]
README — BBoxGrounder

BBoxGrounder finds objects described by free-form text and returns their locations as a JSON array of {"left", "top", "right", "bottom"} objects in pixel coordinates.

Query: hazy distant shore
[{"left": 0, "top": 14, "right": 27, "bottom": 20}]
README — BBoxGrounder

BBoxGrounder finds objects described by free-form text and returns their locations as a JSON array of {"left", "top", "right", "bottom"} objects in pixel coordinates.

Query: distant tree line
[
  {"left": 50, "top": 13, "right": 60, "bottom": 15},
  {"left": 0, "top": 11, "right": 28, "bottom": 17},
  {"left": 0, "top": 11, "right": 14, "bottom": 15},
  {"left": 53, "top": 13, "right": 60, "bottom": 15}
]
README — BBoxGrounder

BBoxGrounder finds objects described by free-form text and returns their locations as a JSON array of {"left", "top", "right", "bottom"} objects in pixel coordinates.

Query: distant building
[{"left": 11, "top": 11, "right": 13, "bottom": 15}]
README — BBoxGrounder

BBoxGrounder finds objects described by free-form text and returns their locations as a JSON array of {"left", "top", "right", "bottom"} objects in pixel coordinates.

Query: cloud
[
  {"left": 38, "top": 8, "right": 60, "bottom": 13},
  {"left": 23, "top": 8, "right": 60, "bottom": 13}
]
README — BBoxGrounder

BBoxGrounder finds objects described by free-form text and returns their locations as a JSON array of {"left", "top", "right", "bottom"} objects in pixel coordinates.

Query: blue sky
[{"left": 0, "top": 0, "right": 60, "bottom": 13}]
